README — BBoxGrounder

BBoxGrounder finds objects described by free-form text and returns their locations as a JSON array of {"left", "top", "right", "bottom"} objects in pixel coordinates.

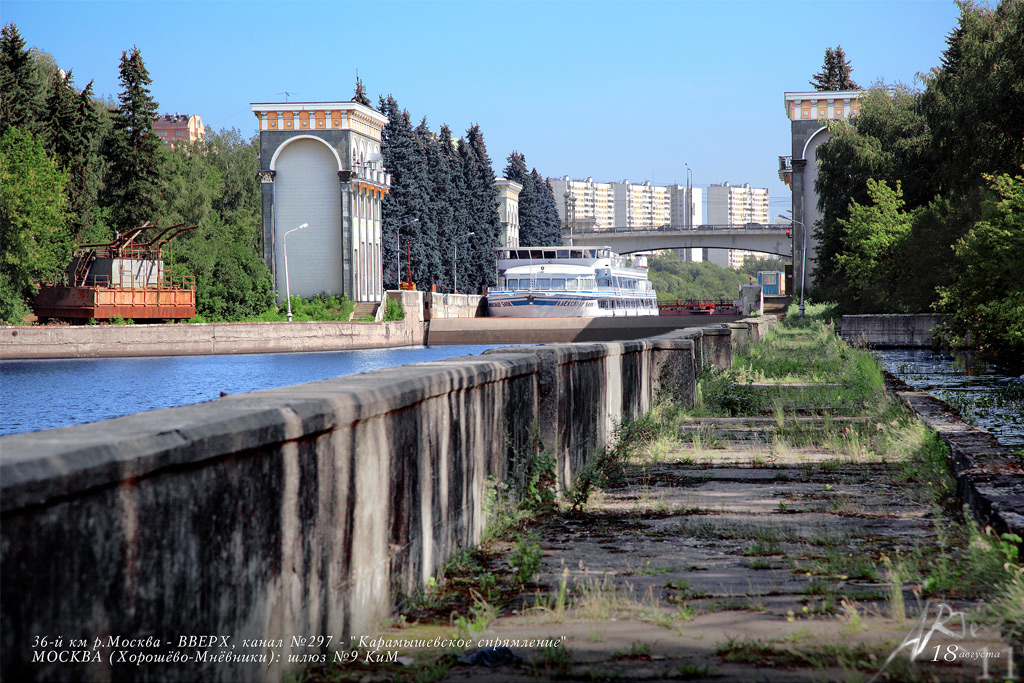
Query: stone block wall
[{"left": 0, "top": 317, "right": 776, "bottom": 682}]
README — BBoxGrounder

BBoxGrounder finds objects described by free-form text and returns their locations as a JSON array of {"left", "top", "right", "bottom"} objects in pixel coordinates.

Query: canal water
[
  {"left": 0, "top": 345, "right": 504, "bottom": 436},
  {"left": 873, "top": 348, "right": 1024, "bottom": 449}
]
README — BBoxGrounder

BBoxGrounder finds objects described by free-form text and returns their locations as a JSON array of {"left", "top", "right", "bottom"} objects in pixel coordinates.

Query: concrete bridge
[{"left": 563, "top": 224, "right": 793, "bottom": 257}]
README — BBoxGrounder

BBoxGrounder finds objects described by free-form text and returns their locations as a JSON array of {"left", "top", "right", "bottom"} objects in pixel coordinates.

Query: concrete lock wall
[
  {"left": 0, "top": 317, "right": 776, "bottom": 683},
  {"left": 840, "top": 314, "right": 945, "bottom": 348},
  {"left": 0, "top": 292, "right": 428, "bottom": 360}
]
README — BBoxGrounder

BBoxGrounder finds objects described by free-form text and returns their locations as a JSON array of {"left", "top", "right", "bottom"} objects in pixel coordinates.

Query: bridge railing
[{"left": 565, "top": 223, "right": 789, "bottom": 235}]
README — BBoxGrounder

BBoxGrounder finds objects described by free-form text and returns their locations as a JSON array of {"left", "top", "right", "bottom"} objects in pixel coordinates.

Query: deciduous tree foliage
[
  {"left": 813, "top": 0, "right": 1024, "bottom": 364},
  {"left": 647, "top": 251, "right": 751, "bottom": 302},
  {"left": 0, "top": 127, "right": 72, "bottom": 322},
  {"left": 937, "top": 171, "right": 1024, "bottom": 369}
]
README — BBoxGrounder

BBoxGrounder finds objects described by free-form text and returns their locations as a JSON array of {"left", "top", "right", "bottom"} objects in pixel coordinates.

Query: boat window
[
  {"left": 570, "top": 250, "right": 583, "bottom": 259},
  {"left": 556, "top": 249, "right": 569, "bottom": 259},
  {"left": 505, "top": 278, "right": 516, "bottom": 289},
  {"left": 530, "top": 249, "right": 543, "bottom": 259},
  {"left": 537, "top": 278, "right": 550, "bottom": 289},
  {"left": 551, "top": 278, "right": 565, "bottom": 290}
]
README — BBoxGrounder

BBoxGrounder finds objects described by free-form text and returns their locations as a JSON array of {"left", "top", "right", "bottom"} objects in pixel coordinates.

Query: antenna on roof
[{"left": 277, "top": 91, "right": 297, "bottom": 102}]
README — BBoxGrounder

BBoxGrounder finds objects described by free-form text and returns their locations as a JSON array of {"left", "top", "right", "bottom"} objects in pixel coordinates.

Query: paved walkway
[{"left": 437, "top": 415, "right": 1012, "bottom": 681}]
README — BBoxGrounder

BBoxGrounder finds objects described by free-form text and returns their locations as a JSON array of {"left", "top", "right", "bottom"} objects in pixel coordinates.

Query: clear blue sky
[{"left": 5, "top": 0, "right": 960, "bottom": 218}]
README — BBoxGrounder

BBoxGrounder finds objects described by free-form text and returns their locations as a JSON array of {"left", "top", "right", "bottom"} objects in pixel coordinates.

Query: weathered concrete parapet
[
  {"left": 841, "top": 313, "right": 945, "bottom": 347},
  {"left": 887, "top": 376, "right": 1024, "bottom": 539},
  {"left": 0, "top": 318, "right": 765, "bottom": 683}
]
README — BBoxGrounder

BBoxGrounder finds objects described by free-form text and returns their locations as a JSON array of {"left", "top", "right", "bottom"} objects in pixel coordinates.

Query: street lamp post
[
  {"left": 283, "top": 222, "right": 309, "bottom": 321},
  {"left": 685, "top": 164, "right": 692, "bottom": 230},
  {"left": 778, "top": 213, "right": 806, "bottom": 318},
  {"left": 563, "top": 190, "right": 574, "bottom": 247},
  {"left": 396, "top": 218, "right": 419, "bottom": 289},
  {"left": 454, "top": 231, "right": 475, "bottom": 294}
]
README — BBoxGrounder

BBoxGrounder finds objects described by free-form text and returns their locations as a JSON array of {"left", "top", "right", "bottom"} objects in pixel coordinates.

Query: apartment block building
[
  {"left": 706, "top": 182, "right": 770, "bottom": 268},
  {"left": 549, "top": 176, "right": 702, "bottom": 232},
  {"left": 152, "top": 114, "right": 205, "bottom": 147}
]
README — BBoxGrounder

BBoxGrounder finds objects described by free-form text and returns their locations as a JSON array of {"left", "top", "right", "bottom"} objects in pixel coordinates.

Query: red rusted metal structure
[
  {"left": 34, "top": 223, "right": 198, "bottom": 323},
  {"left": 658, "top": 298, "right": 740, "bottom": 316}
]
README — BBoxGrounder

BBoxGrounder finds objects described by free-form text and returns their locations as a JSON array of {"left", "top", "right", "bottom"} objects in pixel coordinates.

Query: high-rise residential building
[
  {"left": 152, "top": 114, "right": 205, "bottom": 147},
  {"left": 706, "top": 182, "right": 770, "bottom": 268},
  {"left": 548, "top": 176, "right": 702, "bottom": 258}
]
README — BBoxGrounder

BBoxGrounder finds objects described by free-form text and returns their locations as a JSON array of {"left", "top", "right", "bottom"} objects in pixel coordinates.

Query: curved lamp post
[
  {"left": 283, "top": 222, "right": 308, "bottom": 321},
  {"left": 778, "top": 213, "right": 806, "bottom": 318},
  {"left": 454, "top": 231, "right": 475, "bottom": 294}
]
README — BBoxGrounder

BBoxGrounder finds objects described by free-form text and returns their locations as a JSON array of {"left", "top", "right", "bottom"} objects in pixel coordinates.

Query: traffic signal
[{"left": 786, "top": 229, "right": 792, "bottom": 238}]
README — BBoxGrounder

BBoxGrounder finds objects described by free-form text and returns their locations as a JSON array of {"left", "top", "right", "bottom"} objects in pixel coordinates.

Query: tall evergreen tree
[
  {"left": 353, "top": 76, "right": 371, "bottom": 107},
  {"left": 504, "top": 151, "right": 540, "bottom": 245},
  {"left": 42, "top": 69, "right": 102, "bottom": 242},
  {"left": 378, "top": 95, "right": 430, "bottom": 289},
  {"left": 437, "top": 124, "right": 467, "bottom": 291},
  {"left": 0, "top": 23, "right": 42, "bottom": 137},
  {"left": 810, "top": 45, "right": 859, "bottom": 91},
  {"left": 458, "top": 125, "right": 501, "bottom": 292},
  {"left": 413, "top": 117, "right": 446, "bottom": 288},
  {"left": 103, "top": 46, "right": 164, "bottom": 233},
  {"left": 534, "top": 170, "right": 563, "bottom": 245}
]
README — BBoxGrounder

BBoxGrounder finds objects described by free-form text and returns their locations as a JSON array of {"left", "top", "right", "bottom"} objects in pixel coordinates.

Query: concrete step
[{"left": 351, "top": 302, "right": 379, "bottom": 320}]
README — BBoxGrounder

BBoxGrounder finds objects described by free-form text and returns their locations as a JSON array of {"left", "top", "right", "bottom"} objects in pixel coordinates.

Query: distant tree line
[
  {"left": 811, "top": 0, "right": 1024, "bottom": 368},
  {"left": 377, "top": 93, "right": 560, "bottom": 294},
  {"left": 0, "top": 23, "right": 273, "bottom": 323}
]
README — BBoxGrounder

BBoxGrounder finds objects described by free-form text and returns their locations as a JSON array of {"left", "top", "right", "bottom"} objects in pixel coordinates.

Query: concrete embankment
[
  {"left": 887, "top": 374, "right": 1024, "bottom": 539},
  {"left": 0, "top": 315, "right": 775, "bottom": 683},
  {"left": 841, "top": 313, "right": 945, "bottom": 347},
  {"left": 426, "top": 315, "right": 742, "bottom": 345},
  {"left": 0, "top": 289, "right": 737, "bottom": 359}
]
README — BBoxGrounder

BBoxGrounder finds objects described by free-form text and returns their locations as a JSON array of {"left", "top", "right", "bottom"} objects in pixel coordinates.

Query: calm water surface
[
  {"left": 1, "top": 345, "right": 504, "bottom": 436},
  {"left": 873, "top": 348, "right": 1024, "bottom": 449}
]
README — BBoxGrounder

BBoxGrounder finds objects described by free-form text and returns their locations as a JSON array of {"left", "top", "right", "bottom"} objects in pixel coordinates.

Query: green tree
[
  {"left": 504, "top": 151, "right": 540, "bottom": 244},
  {"left": 0, "top": 23, "right": 41, "bottom": 137},
  {"left": 832, "top": 179, "right": 913, "bottom": 313},
  {"left": 172, "top": 212, "right": 275, "bottom": 321},
  {"left": 436, "top": 124, "right": 467, "bottom": 291},
  {"left": 810, "top": 45, "right": 859, "bottom": 91},
  {"left": 921, "top": 0, "right": 1024, "bottom": 201},
  {"left": 937, "top": 171, "right": 1024, "bottom": 369},
  {"left": 534, "top": 170, "right": 563, "bottom": 245},
  {"left": 379, "top": 95, "right": 431, "bottom": 289},
  {"left": 103, "top": 46, "right": 165, "bottom": 233},
  {"left": 41, "top": 68, "right": 103, "bottom": 242},
  {"left": 458, "top": 124, "right": 501, "bottom": 292},
  {"left": 814, "top": 84, "right": 931, "bottom": 302},
  {"left": 647, "top": 251, "right": 750, "bottom": 302},
  {"left": 204, "top": 127, "right": 260, "bottom": 227},
  {"left": 0, "top": 127, "right": 72, "bottom": 322}
]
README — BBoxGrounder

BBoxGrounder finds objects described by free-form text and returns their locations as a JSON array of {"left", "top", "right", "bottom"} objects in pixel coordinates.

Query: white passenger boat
[{"left": 487, "top": 246, "right": 659, "bottom": 318}]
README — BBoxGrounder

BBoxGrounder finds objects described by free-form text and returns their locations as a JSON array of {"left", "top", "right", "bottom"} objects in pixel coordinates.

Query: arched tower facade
[
  {"left": 251, "top": 101, "right": 391, "bottom": 303},
  {"left": 781, "top": 90, "right": 862, "bottom": 288}
]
